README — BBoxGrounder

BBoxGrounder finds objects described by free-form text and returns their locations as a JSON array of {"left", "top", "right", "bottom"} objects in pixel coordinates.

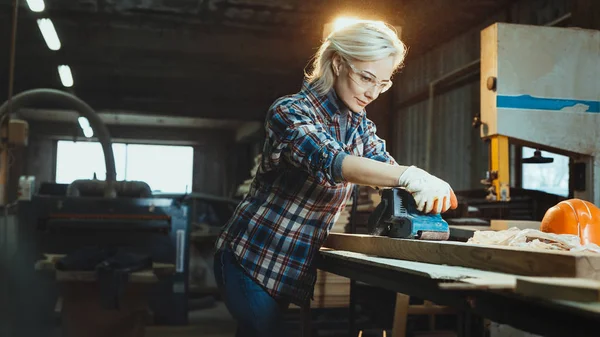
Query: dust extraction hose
[{"left": 0, "top": 88, "right": 117, "bottom": 198}]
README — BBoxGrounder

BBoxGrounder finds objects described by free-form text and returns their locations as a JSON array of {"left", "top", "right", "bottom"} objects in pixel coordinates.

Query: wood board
[
  {"left": 319, "top": 249, "right": 600, "bottom": 316},
  {"left": 515, "top": 277, "right": 600, "bottom": 303},
  {"left": 320, "top": 249, "right": 600, "bottom": 313},
  {"left": 438, "top": 277, "right": 516, "bottom": 290},
  {"left": 490, "top": 220, "right": 541, "bottom": 231},
  {"left": 436, "top": 271, "right": 600, "bottom": 302},
  {"left": 320, "top": 250, "right": 517, "bottom": 282},
  {"left": 323, "top": 233, "right": 600, "bottom": 280}
]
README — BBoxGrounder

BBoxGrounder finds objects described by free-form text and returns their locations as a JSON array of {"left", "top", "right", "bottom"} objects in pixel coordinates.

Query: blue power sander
[{"left": 367, "top": 188, "right": 450, "bottom": 241}]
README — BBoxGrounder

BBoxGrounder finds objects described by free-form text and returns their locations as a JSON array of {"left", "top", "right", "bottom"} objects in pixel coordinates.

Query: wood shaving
[{"left": 467, "top": 227, "right": 600, "bottom": 253}]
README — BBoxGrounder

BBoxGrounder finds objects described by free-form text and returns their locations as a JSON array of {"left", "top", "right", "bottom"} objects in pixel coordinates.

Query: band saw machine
[{"left": 477, "top": 23, "right": 600, "bottom": 206}]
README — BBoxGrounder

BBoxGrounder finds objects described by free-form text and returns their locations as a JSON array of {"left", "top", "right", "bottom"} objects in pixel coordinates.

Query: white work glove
[{"left": 397, "top": 166, "right": 458, "bottom": 214}]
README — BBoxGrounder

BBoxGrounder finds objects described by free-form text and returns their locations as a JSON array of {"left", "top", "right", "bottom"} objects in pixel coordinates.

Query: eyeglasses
[{"left": 345, "top": 60, "right": 393, "bottom": 94}]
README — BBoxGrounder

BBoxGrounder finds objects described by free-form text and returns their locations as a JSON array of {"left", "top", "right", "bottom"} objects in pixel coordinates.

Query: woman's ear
[{"left": 332, "top": 54, "right": 341, "bottom": 76}]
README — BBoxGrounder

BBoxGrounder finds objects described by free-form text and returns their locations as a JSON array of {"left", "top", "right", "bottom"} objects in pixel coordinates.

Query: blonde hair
[{"left": 305, "top": 20, "right": 407, "bottom": 96}]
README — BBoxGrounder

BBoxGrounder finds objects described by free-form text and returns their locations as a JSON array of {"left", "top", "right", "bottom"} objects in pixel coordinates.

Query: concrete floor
[{"left": 146, "top": 301, "right": 237, "bottom": 337}]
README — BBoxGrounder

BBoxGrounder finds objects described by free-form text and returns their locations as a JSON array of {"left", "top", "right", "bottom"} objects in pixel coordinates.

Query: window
[
  {"left": 521, "top": 146, "right": 569, "bottom": 197},
  {"left": 56, "top": 141, "right": 194, "bottom": 194}
]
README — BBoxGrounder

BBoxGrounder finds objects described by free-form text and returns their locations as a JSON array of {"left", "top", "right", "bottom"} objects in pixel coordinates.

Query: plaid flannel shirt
[{"left": 215, "top": 79, "right": 396, "bottom": 306}]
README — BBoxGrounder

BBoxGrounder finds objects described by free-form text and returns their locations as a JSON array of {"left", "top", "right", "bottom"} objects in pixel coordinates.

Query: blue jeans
[{"left": 214, "top": 247, "right": 291, "bottom": 337}]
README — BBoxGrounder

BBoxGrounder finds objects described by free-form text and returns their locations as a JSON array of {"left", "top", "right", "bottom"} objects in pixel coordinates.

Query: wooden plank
[
  {"left": 443, "top": 275, "right": 600, "bottom": 300},
  {"left": 490, "top": 220, "right": 541, "bottom": 231},
  {"left": 322, "top": 250, "right": 518, "bottom": 291},
  {"left": 516, "top": 277, "right": 600, "bottom": 303},
  {"left": 439, "top": 277, "right": 516, "bottom": 290},
  {"left": 392, "top": 293, "right": 410, "bottom": 337},
  {"left": 320, "top": 250, "right": 518, "bottom": 282},
  {"left": 323, "top": 233, "right": 600, "bottom": 280},
  {"left": 322, "top": 250, "right": 600, "bottom": 304}
]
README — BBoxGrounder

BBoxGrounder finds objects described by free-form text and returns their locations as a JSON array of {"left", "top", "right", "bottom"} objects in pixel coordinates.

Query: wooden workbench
[
  {"left": 317, "top": 249, "right": 600, "bottom": 337},
  {"left": 316, "top": 232, "right": 600, "bottom": 337},
  {"left": 35, "top": 254, "right": 175, "bottom": 337}
]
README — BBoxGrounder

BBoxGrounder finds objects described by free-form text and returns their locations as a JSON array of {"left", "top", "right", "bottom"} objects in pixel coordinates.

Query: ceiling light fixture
[
  {"left": 77, "top": 116, "right": 89, "bottom": 129},
  {"left": 82, "top": 127, "right": 94, "bottom": 138},
  {"left": 77, "top": 117, "right": 94, "bottom": 138},
  {"left": 37, "top": 18, "right": 61, "bottom": 51},
  {"left": 26, "top": 0, "right": 45, "bottom": 12},
  {"left": 58, "top": 65, "right": 73, "bottom": 87}
]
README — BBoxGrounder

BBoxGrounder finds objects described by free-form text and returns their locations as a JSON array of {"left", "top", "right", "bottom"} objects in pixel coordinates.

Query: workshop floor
[{"left": 146, "top": 301, "right": 237, "bottom": 337}]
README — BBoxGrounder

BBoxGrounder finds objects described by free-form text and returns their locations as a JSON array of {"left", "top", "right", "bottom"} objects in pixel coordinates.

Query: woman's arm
[
  {"left": 341, "top": 155, "right": 458, "bottom": 214},
  {"left": 340, "top": 155, "right": 408, "bottom": 188}
]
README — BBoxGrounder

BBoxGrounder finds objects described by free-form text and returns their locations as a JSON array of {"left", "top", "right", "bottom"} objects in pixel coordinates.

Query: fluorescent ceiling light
[
  {"left": 26, "top": 0, "right": 45, "bottom": 12},
  {"left": 77, "top": 116, "right": 90, "bottom": 129},
  {"left": 78, "top": 117, "right": 94, "bottom": 138},
  {"left": 37, "top": 18, "right": 61, "bottom": 51},
  {"left": 58, "top": 65, "right": 73, "bottom": 87},
  {"left": 83, "top": 127, "right": 94, "bottom": 138}
]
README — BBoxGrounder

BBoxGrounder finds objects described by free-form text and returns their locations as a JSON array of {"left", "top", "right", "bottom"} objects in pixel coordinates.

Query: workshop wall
[
  {"left": 9, "top": 121, "right": 235, "bottom": 201},
  {"left": 193, "top": 142, "right": 231, "bottom": 197},
  {"left": 391, "top": 0, "right": 571, "bottom": 191}
]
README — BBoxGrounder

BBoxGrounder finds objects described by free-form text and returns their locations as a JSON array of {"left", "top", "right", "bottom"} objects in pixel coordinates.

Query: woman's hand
[
  {"left": 397, "top": 166, "right": 458, "bottom": 214},
  {"left": 340, "top": 156, "right": 458, "bottom": 214}
]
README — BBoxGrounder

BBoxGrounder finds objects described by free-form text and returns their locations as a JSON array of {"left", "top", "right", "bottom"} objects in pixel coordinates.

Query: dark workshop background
[{"left": 0, "top": 0, "right": 598, "bottom": 336}]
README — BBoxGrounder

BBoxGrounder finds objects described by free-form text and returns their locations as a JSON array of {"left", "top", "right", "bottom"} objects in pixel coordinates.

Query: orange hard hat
[{"left": 540, "top": 199, "right": 600, "bottom": 245}]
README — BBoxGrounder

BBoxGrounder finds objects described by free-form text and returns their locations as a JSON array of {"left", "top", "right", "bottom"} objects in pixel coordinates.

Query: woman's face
[{"left": 332, "top": 55, "right": 395, "bottom": 113}]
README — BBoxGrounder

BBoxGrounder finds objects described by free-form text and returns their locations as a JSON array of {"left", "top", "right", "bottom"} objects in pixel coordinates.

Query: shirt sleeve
[
  {"left": 361, "top": 117, "right": 397, "bottom": 165},
  {"left": 262, "top": 100, "right": 347, "bottom": 186}
]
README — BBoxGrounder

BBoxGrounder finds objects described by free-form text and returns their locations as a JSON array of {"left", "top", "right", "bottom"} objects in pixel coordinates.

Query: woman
[{"left": 214, "top": 20, "right": 457, "bottom": 336}]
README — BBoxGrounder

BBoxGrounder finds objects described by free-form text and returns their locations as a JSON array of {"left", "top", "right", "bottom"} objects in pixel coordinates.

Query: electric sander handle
[{"left": 368, "top": 197, "right": 389, "bottom": 236}]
